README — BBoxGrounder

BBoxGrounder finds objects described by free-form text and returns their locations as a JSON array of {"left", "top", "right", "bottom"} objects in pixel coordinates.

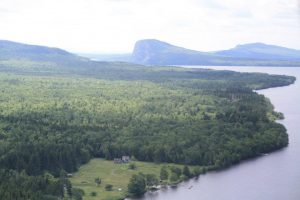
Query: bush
[
  {"left": 72, "top": 188, "right": 85, "bottom": 200},
  {"left": 192, "top": 166, "right": 202, "bottom": 176},
  {"left": 170, "top": 166, "right": 182, "bottom": 177},
  {"left": 128, "top": 163, "right": 137, "bottom": 170},
  {"left": 145, "top": 174, "right": 159, "bottom": 186},
  {"left": 90, "top": 191, "right": 97, "bottom": 197},
  {"left": 182, "top": 166, "right": 191, "bottom": 178},
  {"left": 170, "top": 172, "right": 179, "bottom": 183},
  {"left": 128, "top": 174, "right": 146, "bottom": 197},
  {"left": 160, "top": 167, "right": 168, "bottom": 181},
  {"left": 95, "top": 177, "right": 101, "bottom": 186},
  {"left": 105, "top": 184, "right": 113, "bottom": 191}
]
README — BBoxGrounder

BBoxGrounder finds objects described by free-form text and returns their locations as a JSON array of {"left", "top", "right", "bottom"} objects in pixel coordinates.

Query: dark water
[{"left": 135, "top": 67, "right": 300, "bottom": 200}]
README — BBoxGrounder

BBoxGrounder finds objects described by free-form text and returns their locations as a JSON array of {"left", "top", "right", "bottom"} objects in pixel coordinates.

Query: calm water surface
[{"left": 136, "top": 66, "right": 300, "bottom": 200}]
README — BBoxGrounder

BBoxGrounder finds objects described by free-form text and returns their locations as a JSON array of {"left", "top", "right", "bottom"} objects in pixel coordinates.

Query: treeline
[
  {"left": 0, "top": 169, "right": 82, "bottom": 200},
  {"left": 128, "top": 165, "right": 197, "bottom": 197},
  {"left": 0, "top": 142, "right": 90, "bottom": 176}
]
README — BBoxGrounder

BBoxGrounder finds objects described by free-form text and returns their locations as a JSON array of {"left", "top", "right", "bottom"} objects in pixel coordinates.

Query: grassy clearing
[{"left": 70, "top": 158, "right": 199, "bottom": 200}]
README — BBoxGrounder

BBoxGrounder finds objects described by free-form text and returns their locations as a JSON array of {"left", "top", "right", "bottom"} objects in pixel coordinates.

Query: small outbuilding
[
  {"left": 122, "top": 156, "right": 130, "bottom": 163},
  {"left": 113, "top": 156, "right": 131, "bottom": 164}
]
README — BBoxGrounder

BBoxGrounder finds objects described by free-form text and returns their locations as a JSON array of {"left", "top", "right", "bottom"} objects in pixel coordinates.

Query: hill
[
  {"left": 216, "top": 43, "right": 300, "bottom": 61},
  {"left": 131, "top": 39, "right": 300, "bottom": 66},
  {"left": 0, "top": 40, "right": 86, "bottom": 63},
  {"left": 131, "top": 39, "right": 217, "bottom": 65}
]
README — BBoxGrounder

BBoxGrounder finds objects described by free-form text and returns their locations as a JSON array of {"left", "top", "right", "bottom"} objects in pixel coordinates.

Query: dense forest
[{"left": 0, "top": 56, "right": 296, "bottom": 199}]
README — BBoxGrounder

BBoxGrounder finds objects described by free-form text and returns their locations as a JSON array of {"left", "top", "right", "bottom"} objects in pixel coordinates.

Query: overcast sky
[{"left": 0, "top": 0, "right": 299, "bottom": 53}]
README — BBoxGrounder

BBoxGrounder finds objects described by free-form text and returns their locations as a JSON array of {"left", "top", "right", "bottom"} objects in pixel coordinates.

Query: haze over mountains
[
  {"left": 0, "top": 39, "right": 141, "bottom": 79},
  {"left": 82, "top": 39, "right": 300, "bottom": 66},
  {"left": 1, "top": 39, "right": 300, "bottom": 67}
]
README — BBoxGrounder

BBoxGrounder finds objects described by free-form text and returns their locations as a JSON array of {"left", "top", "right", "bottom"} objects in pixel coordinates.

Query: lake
[{"left": 135, "top": 66, "right": 300, "bottom": 200}]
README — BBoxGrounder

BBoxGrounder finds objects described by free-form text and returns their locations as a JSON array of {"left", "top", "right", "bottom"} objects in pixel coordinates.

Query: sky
[{"left": 0, "top": 0, "right": 299, "bottom": 53}]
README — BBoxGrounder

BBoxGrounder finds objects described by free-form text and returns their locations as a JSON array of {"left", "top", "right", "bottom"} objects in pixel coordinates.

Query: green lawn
[{"left": 70, "top": 159, "right": 199, "bottom": 200}]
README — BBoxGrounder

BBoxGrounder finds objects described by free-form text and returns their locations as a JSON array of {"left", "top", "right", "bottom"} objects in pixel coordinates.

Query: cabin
[
  {"left": 113, "top": 156, "right": 131, "bottom": 164},
  {"left": 122, "top": 156, "right": 130, "bottom": 163}
]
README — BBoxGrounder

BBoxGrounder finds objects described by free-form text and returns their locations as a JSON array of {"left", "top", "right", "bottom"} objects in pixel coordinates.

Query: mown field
[{"left": 70, "top": 159, "right": 200, "bottom": 200}]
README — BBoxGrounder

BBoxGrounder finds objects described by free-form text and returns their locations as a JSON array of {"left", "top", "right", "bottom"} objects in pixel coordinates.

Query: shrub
[
  {"left": 128, "top": 163, "right": 137, "bottom": 170},
  {"left": 90, "top": 191, "right": 97, "bottom": 197},
  {"left": 105, "top": 184, "right": 113, "bottom": 191}
]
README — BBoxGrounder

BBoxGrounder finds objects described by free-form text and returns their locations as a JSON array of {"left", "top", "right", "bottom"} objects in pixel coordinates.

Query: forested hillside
[{"left": 0, "top": 42, "right": 296, "bottom": 199}]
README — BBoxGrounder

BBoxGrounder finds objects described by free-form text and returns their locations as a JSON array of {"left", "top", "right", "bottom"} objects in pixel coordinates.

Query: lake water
[{"left": 136, "top": 66, "right": 300, "bottom": 200}]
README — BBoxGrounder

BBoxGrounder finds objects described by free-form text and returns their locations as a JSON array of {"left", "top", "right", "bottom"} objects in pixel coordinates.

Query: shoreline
[
  {"left": 74, "top": 76, "right": 295, "bottom": 200},
  {"left": 69, "top": 67, "right": 296, "bottom": 200},
  {"left": 128, "top": 67, "right": 296, "bottom": 200}
]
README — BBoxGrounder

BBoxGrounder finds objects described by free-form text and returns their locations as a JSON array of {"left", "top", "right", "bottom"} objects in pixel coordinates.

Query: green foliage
[
  {"left": 72, "top": 188, "right": 85, "bottom": 200},
  {"left": 183, "top": 166, "right": 191, "bottom": 178},
  {"left": 128, "top": 163, "right": 137, "bottom": 170},
  {"left": 170, "top": 167, "right": 182, "bottom": 177},
  {"left": 0, "top": 169, "right": 64, "bottom": 200},
  {"left": 95, "top": 177, "right": 101, "bottom": 186},
  {"left": 160, "top": 167, "right": 169, "bottom": 181},
  {"left": 105, "top": 184, "right": 113, "bottom": 191},
  {"left": 170, "top": 172, "right": 179, "bottom": 183},
  {"left": 90, "top": 191, "right": 97, "bottom": 197},
  {"left": 145, "top": 174, "right": 159, "bottom": 186},
  {"left": 192, "top": 166, "right": 202, "bottom": 176},
  {"left": 127, "top": 174, "right": 146, "bottom": 197},
  {"left": 0, "top": 56, "right": 295, "bottom": 199},
  {"left": 65, "top": 180, "right": 73, "bottom": 197}
]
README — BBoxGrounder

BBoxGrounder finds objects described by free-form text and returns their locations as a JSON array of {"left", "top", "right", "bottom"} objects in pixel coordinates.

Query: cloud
[
  {"left": 0, "top": 8, "right": 12, "bottom": 13},
  {"left": 195, "top": 0, "right": 227, "bottom": 10},
  {"left": 0, "top": 0, "right": 299, "bottom": 53},
  {"left": 298, "top": 0, "right": 300, "bottom": 16},
  {"left": 0, "top": 6, "right": 15, "bottom": 16},
  {"left": 233, "top": 10, "right": 253, "bottom": 18}
]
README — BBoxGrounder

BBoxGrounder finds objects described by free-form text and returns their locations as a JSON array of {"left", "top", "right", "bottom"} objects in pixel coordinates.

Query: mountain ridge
[
  {"left": 215, "top": 42, "right": 300, "bottom": 61},
  {"left": 0, "top": 39, "right": 86, "bottom": 63},
  {"left": 131, "top": 39, "right": 300, "bottom": 66},
  {"left": 1, "top": 39, "right": 300, "bottom": 67}
]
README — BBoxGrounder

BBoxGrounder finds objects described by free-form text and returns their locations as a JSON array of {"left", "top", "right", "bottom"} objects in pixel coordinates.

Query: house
[
  {"left": 122, "top": 156, "right": 130, "bottom": 163},
  {"left": 113, "top": 156, "right": 131, "bottom": 164}
]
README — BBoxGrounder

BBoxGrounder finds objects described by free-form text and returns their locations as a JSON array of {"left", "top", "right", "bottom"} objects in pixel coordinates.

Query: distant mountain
[
  {"left": 216, "top": 43, "right": 300, "bottom": 61},
  {"left": 131, "top": 39, "right": 217, "bottom": 65},
  {"left": 0, "top": 39, "right": 146, "bottom": 77},
  {"left": 0, "top": 40, "right": 86, "bottom": 63},
  {"left": 131, "top": 39, "right": 300, "bottom": 66},
  {"left": 9, "top": 38, "right": 299, "bottom": 67}
]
